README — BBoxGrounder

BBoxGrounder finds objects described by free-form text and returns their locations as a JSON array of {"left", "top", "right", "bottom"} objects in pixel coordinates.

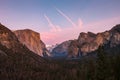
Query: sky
[{"left": 0, "top": 0, "right": 120, "bottom": 45}]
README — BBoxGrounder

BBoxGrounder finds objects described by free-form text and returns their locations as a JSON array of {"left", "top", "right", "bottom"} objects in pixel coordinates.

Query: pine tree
[{"left": 96, "top": 45, "right": 107, "bottom": 80}]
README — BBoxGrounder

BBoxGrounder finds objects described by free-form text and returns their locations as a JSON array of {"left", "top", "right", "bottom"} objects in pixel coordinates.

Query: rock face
[
  {"left": 14, "top": 29, "right": 49, "bottom": 56},
  {"left": 0, "top": 23, "right": 45, "bottom": 62},
  {"left": 52, "top": 24, "right": 120, "bottom": 57},
  {"left": 78, "top": 32, "right": 97, "bottom": 55},
  {"left": 0, "top": 23, "right": 22, "bottom": 52},
  {"left": 0, "top": 24, "right": 46, "bottom": 80},
  {"left": 68, "top": 40, "right": 80, "bottom": 57},
  {"left": 110, "top": 25, "right": 120, "bottom": 47},
  {"left": 51, "top": 40, "right": 72, "bottom": 57},
  {"left": 47, "top": 44, "right": 58, "bottom": 53},
  {"left": 69, "top": 24, "right": 120, "bottom": 57}
]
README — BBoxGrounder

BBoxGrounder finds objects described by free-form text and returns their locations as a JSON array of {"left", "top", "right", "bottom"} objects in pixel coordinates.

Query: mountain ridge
[{"left": 52, "top": 24, "right": 120, "bottom": 58}]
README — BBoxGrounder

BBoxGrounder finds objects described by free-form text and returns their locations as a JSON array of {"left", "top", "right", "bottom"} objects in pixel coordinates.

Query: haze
[{"left": 0, "top": 0, "right": 120, "bottom": 45}]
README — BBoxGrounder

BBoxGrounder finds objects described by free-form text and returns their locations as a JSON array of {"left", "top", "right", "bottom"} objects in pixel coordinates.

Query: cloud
[
  {"left": 44, "top": 14, "right": 61, "bottom": 32},
  {"left": 56, "top": 8, "right": 83, "bottom": 29},
  {"left": 42, "top": 9, "right": 84, "bottom": 45},
  {"left": 77, "top": 18, "right": 83, "bottom": 28},
  {"left": 56, "top": 8, "right": 77, "bottom": 27},
  {"left": 41, "top": 16, "right": 120, "bottom": 45},
  {"left": 41, "top": 25, "right": 81, "bottom": 45}
]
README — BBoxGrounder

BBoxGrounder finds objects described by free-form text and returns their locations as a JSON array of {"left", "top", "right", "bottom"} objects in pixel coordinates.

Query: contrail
[
  {"left": 44, "top": 14, "right": 61, "bottom": 32},
  {"left": 56, "top": 8, "right": 77, "bottom": 27}
]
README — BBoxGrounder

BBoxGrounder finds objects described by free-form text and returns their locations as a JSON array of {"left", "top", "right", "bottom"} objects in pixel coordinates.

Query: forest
[{"left": 0, "top": 44, "right": 120, "bottom": 80}]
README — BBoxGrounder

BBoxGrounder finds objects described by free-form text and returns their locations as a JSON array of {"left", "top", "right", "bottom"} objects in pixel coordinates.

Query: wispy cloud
[
  {"left": 44, "top": 14, "right": 61, "bottom": 32},
  {"left": 42, "top": 8, "right": 84, "bottom": 45},
  {"left": 41, "top": 16, "right": 120, "bottom": 45},
  {"left": 55, "top": 8, "right": 83, "bottom": 28},
  {"left": 56, "top": 8, "right": 77, "bottom": 27},
  {"left": 77, "top": 18, "right": 83, "bottom": 28}
]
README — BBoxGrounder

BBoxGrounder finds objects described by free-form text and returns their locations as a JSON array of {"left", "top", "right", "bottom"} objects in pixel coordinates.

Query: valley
[{"left": 0, "top": 23, "right": 120, "bottom": 80}]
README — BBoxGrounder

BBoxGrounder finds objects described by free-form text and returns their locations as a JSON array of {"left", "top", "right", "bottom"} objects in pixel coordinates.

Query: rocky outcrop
[
  {"left": 68, "top": 24, "right": 120, "bottom": 57},
  {"left": 0, "top": 23, "right": 23, "bottom": 52},
  {"left": 68, "top": 40, "right": 80, "bottom": 57},
  {"left": 110, "top": 25, "right": 120, "bottom": 47},
  {"left": 52, "top": 24, "right": 120, "bottom": 58},
  {"left": 0, "top": 23, "right": 45, "bottom": 62},
  {"left": 14, "top": 29, "right": 49, "bottom": 56},
  {"left": 47, "top": 44, "right": 58, "bottom": 52},
  {"left": 51, "top": 40, "right": 72, "bottom": 57},
  {"left": 78, "top": 32, "right": 96, "bottom": 45}
]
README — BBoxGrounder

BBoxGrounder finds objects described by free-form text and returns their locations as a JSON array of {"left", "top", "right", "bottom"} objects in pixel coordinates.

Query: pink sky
[
  {"left": 0, "top": 0, "right": 120, "bottom": 45},
  {"left": 41, "top": 16, "right": 120, "bottom": 45}
]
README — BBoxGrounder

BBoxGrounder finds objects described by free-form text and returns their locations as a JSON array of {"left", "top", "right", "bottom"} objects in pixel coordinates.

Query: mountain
[
  {"left": 46, "top": 44, "right": 58, "bottom": 52},
  {"left": 0, "top": 23, "right": 45, "bottom": 62},
  {"left": 51, "top": 40, "right": 72, "bottom": 57},
  {"left": 0, "top": 23, "right": 50, "bottom": 79},
  {"left": 69, "top": 24, "right": 120, "bottom": 57},
  {"left": 0, "top": 23, "right": 23, "bottom": 52},
  {"left": 14, "top": 29, "right": 50, "bottom": 56},
  {"left": 52, "top": 24, "right": 120, "bottom": 58},
  {"left": 0, "top": 24, "right": 45, "bottom": 58},
  {"left": 1, "top": 23, "right": 120, "bottom": 80}
]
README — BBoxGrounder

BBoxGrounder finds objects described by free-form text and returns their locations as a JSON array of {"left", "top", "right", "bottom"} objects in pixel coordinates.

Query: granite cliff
[
  {"left": 0, "top": 23, "right": 22, "bottom": 52},
  {"left": 0, "top": 23, "right": 45, "bottom": 62},
  {"left": 51, "top": 40, "right": 72, "bottom": 57},
  {"left": 14, "top": 29, "right": 50, "bottom": 56},
  {"left": 69, "top": 24, "right": 120, "bottom": 57},
  {"left": 52, "top": 24, "right": 120, "bottom": 57}
]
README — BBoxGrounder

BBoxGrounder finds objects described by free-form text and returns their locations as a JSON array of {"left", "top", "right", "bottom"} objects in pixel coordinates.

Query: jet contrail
[
  {"left": 56, "top": 8, "right": 77, "bottom": 27},
  {"left": 44, "top": 14, "right": 61, "bottom": 32}
]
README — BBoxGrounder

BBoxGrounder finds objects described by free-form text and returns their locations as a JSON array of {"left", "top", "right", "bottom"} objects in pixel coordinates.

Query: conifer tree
[{"left": 96, "top": 45, "right": 107, "bottom": 80}]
